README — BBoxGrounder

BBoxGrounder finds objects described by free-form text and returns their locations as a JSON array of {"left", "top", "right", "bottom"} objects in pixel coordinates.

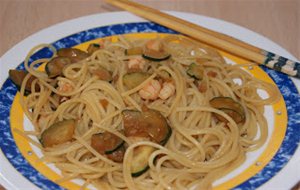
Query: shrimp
[
  {"left": 138, "top": 79, "right": 161, "bottom": 100},
  {"left": 145, "top": 39, "right": 163, "bottom": 52},
  {"left": 128, "top": 56, "right": 146, "bottom": 71},
  {"left": 158, "top": 82, "right": 176, "bottom": 100},
  {"left": 57, "top": 80, "right": 74, "bottom": 93}
]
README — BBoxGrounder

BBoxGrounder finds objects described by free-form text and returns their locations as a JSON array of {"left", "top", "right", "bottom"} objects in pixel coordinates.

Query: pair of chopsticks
[{"left": 105, "top": 0, "right": 300, "bottom": 79}]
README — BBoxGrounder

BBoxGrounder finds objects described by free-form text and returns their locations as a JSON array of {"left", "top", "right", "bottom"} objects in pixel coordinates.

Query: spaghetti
[{"left": 12, "top": 34, "right": 280, "bottom": 190}]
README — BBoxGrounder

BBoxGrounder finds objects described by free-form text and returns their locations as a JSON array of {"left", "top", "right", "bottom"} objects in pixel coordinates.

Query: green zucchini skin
[
  {"left": 123, "top": 72, "right": 151, "bottom": 89},
  {"left": 130, "top": 126, "right": 172, "bottom": 177},
  {"left": 45, "top": 57, "right": 71, "bottom": 78},
  {"left": 91, "top": 132, "right": 125, "bottom": 155},
  {"left": 40, "top": 119, "right": 75, "bottom": 148},
  {"left": 132, "top": 167, "right": 149, "bottom": 177},
  {"left": 186, "top": 63, "right": 204, "bottom": 80},
  {"left": 130, "top": 145, "right": 156, "bottom": 177},
  {"left": 122, "top": 110, "right": 173, "bottom": 177},
  {"left": 209, "top": 97, "right": 245, "bottom": 123},
  {"left": 218, "top": 108, "right": 245, "bottom": 123},
  {"left": 87, "top": 43, "right": 101, "bottom": 54},
  {"left": 9, "top": 69, "right": 38, "bottom": 95},
  {"left": 159, "top": 124, "right": 172, "bottom": 146},
  {"left": 91, "top": 132, "right": 125, "bottom": 162},
  {"left": 142, "top": 53, "right": 171, "bottom": 62},
  {"left": 130, "top": 125, "right": 172, "bottom": 177},
  {"left": 105, "top": 140, "right": 125, "bottom": 154},
  {"left": 131, "top": 165, "right": 149, "bottom": 177}
]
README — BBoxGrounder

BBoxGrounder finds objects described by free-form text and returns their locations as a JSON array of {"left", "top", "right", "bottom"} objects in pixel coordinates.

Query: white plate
[{"left": 0, "top": 11, "right": 299, "bottom": 190}]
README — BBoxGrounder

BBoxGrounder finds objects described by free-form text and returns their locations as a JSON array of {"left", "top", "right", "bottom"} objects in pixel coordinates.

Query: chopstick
[{"left": 105, "top": 0, "right": 300, "bottom": 79}]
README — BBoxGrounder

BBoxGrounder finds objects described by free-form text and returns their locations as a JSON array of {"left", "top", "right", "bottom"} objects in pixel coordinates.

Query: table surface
[{"left": 0, "top": 0, "right": 299, "bottom": 190}]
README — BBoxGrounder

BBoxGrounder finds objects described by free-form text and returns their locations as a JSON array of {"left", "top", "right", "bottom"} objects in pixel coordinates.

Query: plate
[{"left": 0, "top": 11, "right": 299, "bottom": 190}]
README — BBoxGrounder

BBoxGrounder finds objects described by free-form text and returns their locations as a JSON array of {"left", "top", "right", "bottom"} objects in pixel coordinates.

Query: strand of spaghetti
[
  {"left": 176, "top": 106, "right": 239, "bottom": 134},
  {"left": 74, "top": 135, "right": 121, "bottom": 166},
  {"left": 16, "top": 35, "right": 281, "bottom": 189},
  {"left": 83, "top": 81, "right": 125, "bottom": 108},
  {"left": 63, "top": 61, "right": 88, "bottom": 80},
  {"left": 107, "top": 171, "right": 127, "bottom": 188},
  {"left": 55, "top": 173, "right": 79, "bottom": 183},
  {"left": 93, "top": 123, "right": 132, "bottom": 145},
  {"left": 209, "top": 77, "right": 237, "bottom": 98},
  {"left": 23, "top": 130, "right": 40, "bottom": 136},
  {"left": 24, "top": 44, "right": 56, "bottom": 79},
  {"left": 56, "top": 162, "right": 94, "bottom": 174},
  {"left": 43, "top": 142, "right": 83, "bottom": 156},
  {"left": 124, "top": 95, "right": 142, "bottom": 111},
  {"left": 78, "top": 110, "right": 122, "bottom": 140},
  {"left": 170, "top": 112, "right": 207, "bottom": 157},
  {"left": 158, "top": 65, "right": 183, "bottom": 116},
  {"left": 234, "top": 80, "right": 280, "bottom": 105},
  {"left": 32, "top": 88, "right": 52, "bottom": 122},
  {"left": 81, "top": 172, "right": 106, "bottom": 180},
  {"left": 13, "top": 128, "right": 42, "bottom": 149},
  {"left": 46, "top": 98, "right": 97, "bottom": 125},
  {"left": 65, "top": 152, "right": 121, "bottom": 173},
  {"left": 38, "top": 76, "right": 98, "bottom": 97},
  {"left": 19, "top": 74, "right": 36, "bottom": 121}
]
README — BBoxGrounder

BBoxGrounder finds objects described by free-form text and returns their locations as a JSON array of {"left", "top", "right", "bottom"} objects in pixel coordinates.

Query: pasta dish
[{"left": 9, "top": 34, "right": 280, "bottom": 190}]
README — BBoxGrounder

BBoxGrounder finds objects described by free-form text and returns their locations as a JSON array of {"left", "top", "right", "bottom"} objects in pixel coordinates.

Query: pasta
[{"left": 11, "top": 34, "right": 280, "bottom": 190}]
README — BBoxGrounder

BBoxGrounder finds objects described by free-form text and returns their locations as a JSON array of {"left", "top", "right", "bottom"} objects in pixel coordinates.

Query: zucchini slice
[
  {"left": 142, "top": 49, "right": 171, "bottom": 62},
  {"left": 107, "top": 146, "right": 125, "bottom": 163},
  {"left": 209, "top": 97, "right": 245, "bottom": 123},
  {"left": 9, "top": 69, "right": 38, "bottom": 94},
  {"left": 87, "top": 43, "right": 101, "bottom": 54},
  {"left": 159, "top": 125, "right": 172, "bottom": 146},
  {"left": 40, "top": 119, "right": 75, "bottom": 148},
  {"left": 122, "top": 109, "right": 172, "bottom": 177},
  {"left": 122, "top": 109, "right": 171, "bottom": 144},
  {"left": 125, "top": 47, "right": 143, "bottom": 56},
  {"left": 45, "top": 57, "right": 71, "bottom": 78},
  {"left": 157, "top": 70, "right": 171, "bottom": 81},
  {"left": 123, "top": 72, "right": 151, "bottom": 89},
  {"left": 92, "top": 67, "right": 112, "bottom": 82},
  {"left": 57, "top": 48, "right": 89, "bottom": 63},
  {"left": 187, "top": 63, "right": 204, "bottom": 80},
  {"left": 142, "top": 110, "right": 171, "bottom": 144},
  {"left": 91, "top": 132, "right": 124, "bottom": 154},
  {"left": 131, "top": 145, "right": 155, "bottom": 177},
  {"left": 217, "top": 108, "right": 245, "bottom": 123},
  {"left": 122, "top": 110, "right": 149, "bottom": 139}
]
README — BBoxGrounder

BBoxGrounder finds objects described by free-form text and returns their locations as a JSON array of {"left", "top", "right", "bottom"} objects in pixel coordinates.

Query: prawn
[
  {"left": 138, "top": 79, "right": 161, "bottom": 100},
  {"left": 128, "top": 56, "right": 146, "bottom": 71},
  {"left": 158, "top": 82, "right": 176, "bottom": 100},
  {"left": 145, "top": 39, "right": 163, "bottom": 52},
  {"left": 57, "top": 80, "right": 74, "bottom": 93}
]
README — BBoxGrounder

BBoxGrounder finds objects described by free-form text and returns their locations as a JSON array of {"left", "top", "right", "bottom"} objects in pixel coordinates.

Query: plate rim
[{"left": 0, "top": 11, "right": 299, "bottom": 190}]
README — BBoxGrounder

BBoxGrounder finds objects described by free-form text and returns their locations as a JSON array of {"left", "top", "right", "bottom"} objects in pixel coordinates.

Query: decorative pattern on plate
[
  {"left": 233, "top": 68, "right": 300, "bottom": 190},
  {"left": 0, "top": 22, "right": 299, "bottom": 190}
]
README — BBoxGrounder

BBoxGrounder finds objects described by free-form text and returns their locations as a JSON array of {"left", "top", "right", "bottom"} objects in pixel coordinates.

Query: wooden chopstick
[{"left": 105, "top": 0, "right": 300, "bottom": 78}]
